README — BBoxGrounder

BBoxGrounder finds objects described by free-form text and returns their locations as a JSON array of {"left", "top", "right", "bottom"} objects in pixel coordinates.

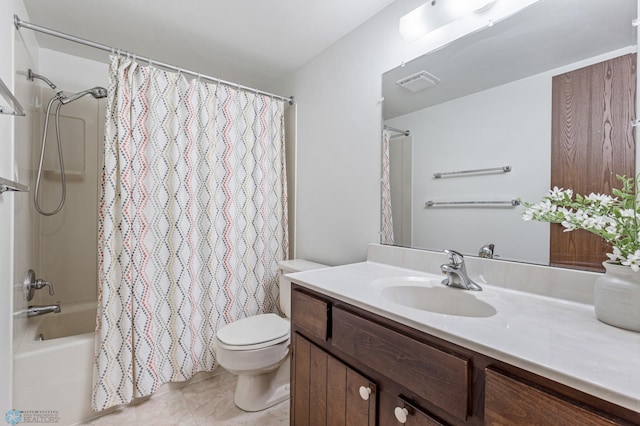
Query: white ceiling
[{"left": 22, "top": 0, "right": 395, "bottom": 89}]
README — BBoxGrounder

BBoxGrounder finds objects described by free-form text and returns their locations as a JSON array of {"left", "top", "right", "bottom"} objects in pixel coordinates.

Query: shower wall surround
[
  {"left": 33, "top": 92, "right": 104, "bottom": 306},
  {"left": 31, "top": 49, "right": 108, "bottom": 307}
]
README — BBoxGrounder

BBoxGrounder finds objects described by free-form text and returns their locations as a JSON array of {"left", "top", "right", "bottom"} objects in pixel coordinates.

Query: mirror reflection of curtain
[
  {"left": 381, "top": 130, "right": 394, "bottom": 244},
  {"left": 389, "top": 134, "right": 413, "bottom": 247}
]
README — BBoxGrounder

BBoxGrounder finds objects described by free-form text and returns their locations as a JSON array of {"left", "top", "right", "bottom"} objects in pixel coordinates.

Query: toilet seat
[{"left": 216, "top": 313, "right": 290, "bottom": 351}]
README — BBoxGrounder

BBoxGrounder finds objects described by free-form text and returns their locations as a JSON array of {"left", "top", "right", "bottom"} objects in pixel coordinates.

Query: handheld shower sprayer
[
  {"left": 27, "top": 69, "right": 108, "bottom": 216},
  {"left": 60, "top": 87, "right": 108, "bottom": 105}
]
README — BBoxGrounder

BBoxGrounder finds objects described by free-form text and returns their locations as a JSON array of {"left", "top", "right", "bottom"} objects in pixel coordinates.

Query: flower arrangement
[{"left": 521, "top": 175, "right": 640, "bottom": 271}]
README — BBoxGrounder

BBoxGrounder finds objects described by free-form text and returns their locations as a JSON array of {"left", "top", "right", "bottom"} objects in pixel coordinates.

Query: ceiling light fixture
[{"left": 399, "top": 0, "right": 497, "bottom": 42}]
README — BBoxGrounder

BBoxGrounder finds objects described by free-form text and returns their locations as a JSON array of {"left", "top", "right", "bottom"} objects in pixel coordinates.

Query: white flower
[
  {"left": 621, "top": 250, "right": 640, "bottom": 272},
  {"left": 606, "top": 246, "right": 623, "bottom": 262},
  {"left": 538, "top": 200, "right": 557, "bottom": 214},
  {"left": 572, "top": 209, "right": 588, "bottom": 222},
  {"left": 522, "top": 177, "right": 640, "bottom": 270},
  {"left": 522, "top": 210, "right": 534, "bottom": 221},
  {"left": 548, "top": 187, "right": 572, "bottom": 202},
  {"left": 582, "top": 215, "right": 609, "bottom": 231},
  {"left": 587, "top": 193, "right": 614, "bottom": 206}
]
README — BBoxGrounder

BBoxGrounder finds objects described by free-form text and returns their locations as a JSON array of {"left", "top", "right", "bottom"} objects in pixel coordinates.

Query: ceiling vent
[{"left": 396, "top": 71, "right": 440, "bottom": 92}]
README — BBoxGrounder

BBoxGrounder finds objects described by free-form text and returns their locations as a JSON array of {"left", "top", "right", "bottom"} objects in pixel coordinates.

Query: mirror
[{"left": 381, "top": 0, "right": 637, "bottom": 267}]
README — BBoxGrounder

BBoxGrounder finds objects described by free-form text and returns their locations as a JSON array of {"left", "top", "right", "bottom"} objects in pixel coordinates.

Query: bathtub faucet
[{"left": 27, "top": 303, "right": 61, "bottom": 317}]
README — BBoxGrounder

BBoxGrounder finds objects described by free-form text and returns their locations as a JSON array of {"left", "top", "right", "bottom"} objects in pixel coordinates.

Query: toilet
[{"left": 215, "top": 259, "right": 328, "bottom": 412}]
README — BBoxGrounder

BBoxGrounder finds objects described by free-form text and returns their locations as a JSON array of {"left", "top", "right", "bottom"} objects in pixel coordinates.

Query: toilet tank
[{"left": 278, "top": 259, "right": 328, "bottom": 318}]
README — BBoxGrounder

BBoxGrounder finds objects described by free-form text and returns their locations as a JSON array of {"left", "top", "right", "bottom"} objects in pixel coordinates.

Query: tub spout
[{"left": 27, "top": 303, "right": 61, "bottom": 317}]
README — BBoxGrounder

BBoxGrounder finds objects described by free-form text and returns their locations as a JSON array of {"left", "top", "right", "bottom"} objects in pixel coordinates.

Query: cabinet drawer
[
  {"left": 485, "top": 368, "right": 618, "bottom": 425},
  {"left": 291, "top": 289, "right": 329, "bottom": 341},
  {"left": 332, "top": 307, "right": 469, "bottom": 421}
]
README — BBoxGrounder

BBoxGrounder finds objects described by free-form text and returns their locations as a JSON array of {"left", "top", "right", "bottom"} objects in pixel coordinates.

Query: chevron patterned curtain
[{"left": 92, "top": 55, "right": 288, "bottom": 411}]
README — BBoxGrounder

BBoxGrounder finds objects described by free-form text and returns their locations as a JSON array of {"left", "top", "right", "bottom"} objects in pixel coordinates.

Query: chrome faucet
[
  {"left": 478, "top": 243, "right": 495, "bottom": 259},
  {"left": 440, "top": 250, "right": 482, "bottom": 291},
  {"left": 27, "top": 303, "right": 61, "bottom": 317}
]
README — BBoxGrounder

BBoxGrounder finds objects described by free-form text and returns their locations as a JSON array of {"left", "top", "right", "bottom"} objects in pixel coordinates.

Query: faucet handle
[
  {"left": 35, "top": 279, "right": 54, "bottom": 296},
  {"left": 479, "top": 243, "right": 495, "bottom": 259},
  {"left": 444, "top": 249, "right": 464, "bottom": 266}
]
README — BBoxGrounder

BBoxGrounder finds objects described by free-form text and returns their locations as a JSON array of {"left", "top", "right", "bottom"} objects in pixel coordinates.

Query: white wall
[
  {"left": 1, "top": 0, "right": 40, "bottom": 412},
  {"left": 289, "top": 0, "right": 540, "bottom": 266}
]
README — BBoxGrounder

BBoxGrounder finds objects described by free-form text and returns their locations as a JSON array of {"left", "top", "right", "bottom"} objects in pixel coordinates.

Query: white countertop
[{"left": 288, "top": 261, "right": 640, "bottom": 413}]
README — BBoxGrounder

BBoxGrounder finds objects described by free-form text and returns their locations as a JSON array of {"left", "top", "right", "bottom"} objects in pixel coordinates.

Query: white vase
[{"left": 594, "top": 262, "right": 640, "bottom": 332}]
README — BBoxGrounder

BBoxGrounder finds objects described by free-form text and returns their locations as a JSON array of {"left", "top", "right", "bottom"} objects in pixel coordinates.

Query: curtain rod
[
  {"left": 384, "top": 125, "right": 410, "bottom": 136},
  {"left": 14, "top": 15, "right": 294, "bottom": 105}
]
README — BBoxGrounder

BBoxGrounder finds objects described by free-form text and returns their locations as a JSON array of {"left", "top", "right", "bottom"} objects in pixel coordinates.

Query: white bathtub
[{"left": 14, "top": 301, "right": 98, "bottom": 426}]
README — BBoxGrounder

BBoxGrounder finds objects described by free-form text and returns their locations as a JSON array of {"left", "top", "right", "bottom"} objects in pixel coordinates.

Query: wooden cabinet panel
[
  {"left": 485, "top": 369, "right": 618, "bottom": 426},
  {"left": 326, "top": 355, "right": 346, "bottom": 426},
  {"left": 332, "top": 307, "right": 469, "bottom": 421},
  {"left": 293, "top": 333, "right": 311, "bottom": 425},
  {"left": 292, "top": 332, "right": 376, "bottom": 426},
  {"left": 309, "top": 342, "right": 328, "bottom": 426},
  {"left": 292, "top": 289, "right": 329, "bottom": 341}
]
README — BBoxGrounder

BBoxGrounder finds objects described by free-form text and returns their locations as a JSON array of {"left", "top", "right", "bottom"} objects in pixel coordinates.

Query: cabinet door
[
  {"left": 292, "top": 333, "right": 376, "bottom": 426},
  {"left": 379, "top": 391, "right": 446, "bottom": 426},
  {"left": 485, "top": 369, "right": 618, "bottom": 426}
]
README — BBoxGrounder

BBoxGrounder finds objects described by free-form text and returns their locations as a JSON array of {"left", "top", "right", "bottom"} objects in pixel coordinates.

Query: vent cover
[{"left": 396, "top": 71, "right": 440, "bottom": 92}]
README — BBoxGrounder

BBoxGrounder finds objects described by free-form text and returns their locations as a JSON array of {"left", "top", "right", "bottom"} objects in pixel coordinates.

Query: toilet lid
[{"left": 216, "top": 313, "right": 290, "bottom": 347}]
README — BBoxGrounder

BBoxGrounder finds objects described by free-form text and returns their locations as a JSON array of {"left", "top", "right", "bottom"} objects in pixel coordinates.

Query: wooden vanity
[{"left": 290, "top": 284, "right": 640, "bottom": 425}]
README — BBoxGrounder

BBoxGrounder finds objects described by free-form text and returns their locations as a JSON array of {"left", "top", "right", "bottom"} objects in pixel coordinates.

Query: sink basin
[{"left": 376, "top": 277, "right": 497, "bottom": 318}]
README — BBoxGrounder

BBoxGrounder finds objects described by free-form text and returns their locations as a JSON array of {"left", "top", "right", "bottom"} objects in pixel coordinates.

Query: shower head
[
  {"left": 28, "top": 69, "right": 58, "bottom": 91},
  {"left": 60, "top": 87, "right": 108, "bottom": 105}
]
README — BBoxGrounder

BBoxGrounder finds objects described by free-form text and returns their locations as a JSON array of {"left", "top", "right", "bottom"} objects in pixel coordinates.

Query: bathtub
[{"left": 14, "top": 301, "right": 97, "bottom": 426}]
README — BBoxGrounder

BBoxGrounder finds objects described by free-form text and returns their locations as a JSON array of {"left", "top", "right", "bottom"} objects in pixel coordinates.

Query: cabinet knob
[
  {"left": 394, "top": 407, "right": 409, "bottom": 424},
  {"left": 358, "top": 385, "right": 372, "bottom": 400}
]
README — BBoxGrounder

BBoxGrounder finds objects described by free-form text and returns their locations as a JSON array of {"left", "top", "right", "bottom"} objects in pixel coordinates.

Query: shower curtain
[
  {"left": 92, "top": 55, "right": 288, "bottom": 411},
  {"left": 381, "top": 130, "right": 394, "bottom": 245}
]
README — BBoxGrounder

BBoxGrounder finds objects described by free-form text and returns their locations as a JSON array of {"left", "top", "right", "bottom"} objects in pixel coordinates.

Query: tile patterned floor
[{"left": 80, "top": 370, "right": 289, "bottom": 426}]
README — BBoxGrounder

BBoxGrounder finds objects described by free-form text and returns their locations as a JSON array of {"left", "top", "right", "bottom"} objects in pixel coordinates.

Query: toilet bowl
[{"left": 215, "top": 259, "right": 328, "bottom": 412}]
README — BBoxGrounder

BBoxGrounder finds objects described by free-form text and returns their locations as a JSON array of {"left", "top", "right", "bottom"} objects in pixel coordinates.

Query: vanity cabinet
[{"left": 290, "top": 285, "right": 640, "bottom": 426}]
